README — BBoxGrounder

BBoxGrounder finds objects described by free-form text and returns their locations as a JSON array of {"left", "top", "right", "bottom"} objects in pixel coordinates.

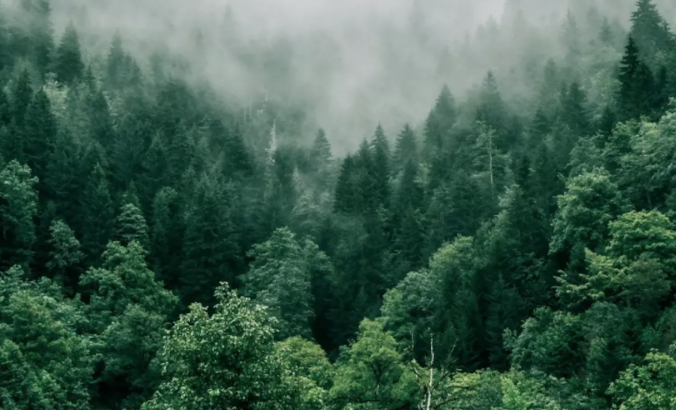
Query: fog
[{"left": 42, "top": 0, "right": 674, "bottom": 152}]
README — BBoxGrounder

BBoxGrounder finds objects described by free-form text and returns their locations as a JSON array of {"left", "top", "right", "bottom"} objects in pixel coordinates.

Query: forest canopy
[{"left": 1, "top": 0, "right": 676, "bottom": 409}]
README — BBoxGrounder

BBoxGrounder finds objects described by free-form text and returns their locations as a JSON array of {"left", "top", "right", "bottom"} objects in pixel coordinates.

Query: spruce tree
[
  {"left": 150, "top": 187, "right": 183, "bottom": 289},
  {"left": 180, "top": 178, "right": 240, "bottom": 306},
  {"left": 630, "top": 0, "right": 673, "bottom": 64},
  {"left": 0, "top": 160, "right": 38, "bottom": 270},
  {"left": 618, "top": 36, "right": 655, "bottom": 120},
  {"left": 54, "top": 22, "right": 84, "bottom": 85},
  {"left": 423, "top": 84, "right": 455, "bottom": 161},
  {"left": 11, "top": 69, "right": 33, "bottom": 128},
  {"left": 371, "top": 124, "right": 391, "bottom": 209},
  {"left": 80, "top": 163, "right": 114, "bottom": 264},
  {"left": 393, "top": 123, "right": 418, "bottom": 174},
  {"left": 114, "top": 203, "right": 150, "bottom": 249},
  {"left": 23, "top": 88, "right": 56, "bottom": 186}
]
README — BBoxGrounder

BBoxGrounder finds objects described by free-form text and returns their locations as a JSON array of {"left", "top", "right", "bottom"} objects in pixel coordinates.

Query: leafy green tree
[
  {"left": 330, "top": 319, "right": 418, "bottom": 409},
  {"left": 46, "top": 219, "right": 83, "bottom": 291},
  {"left": 0, "top": 160, "right": 38, "bottom": 270},
  {"left": 0, "top": 265, "right": 92, "bottom": 410},
  {"left": 275, "top": 337, "right": 333, "bottom": 410},
  {"left": 142, "top": 284, "right": 296, "bottom": 410},
  {"left": 608, "top": 344, "right": 676, "bottom": 410},
  {"left": 79, "top": 239, "right": 177, "bottom": 409},
  {"left": 54, "top": 22, "right": 84, "bottom": 85}
]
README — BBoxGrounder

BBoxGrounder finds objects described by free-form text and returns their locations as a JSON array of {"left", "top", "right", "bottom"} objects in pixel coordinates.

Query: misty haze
[{"left": 1, "top": 0, "right": 676, "bottom": 409}]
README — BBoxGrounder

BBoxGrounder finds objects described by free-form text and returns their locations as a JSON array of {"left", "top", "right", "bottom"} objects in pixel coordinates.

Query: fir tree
[
  {"left": 54, "top": 22, "right": 84, "bottom": 85},
  {"left": 393, "top": 123, "right": 418, "bottom": 174},
  {"left": 80, "top": 163, "right": 114, "bottom": 263},
  {"left": 23, "top": 88, "right": 56, "bottom": 186},
  {"left": 114, "top": 203, "right": 150, "bottom": 249}
]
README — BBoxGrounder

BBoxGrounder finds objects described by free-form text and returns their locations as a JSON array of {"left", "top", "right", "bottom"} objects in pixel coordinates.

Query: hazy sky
[{"left": 43, "top": 0, "right": 668, "bottom": 152}]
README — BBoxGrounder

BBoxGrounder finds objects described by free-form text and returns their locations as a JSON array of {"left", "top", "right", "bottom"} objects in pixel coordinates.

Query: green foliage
[
  {"left": 142, "top": 284, "right": 295, "bottom": 410},
  {"left": 54, "top": 22, "right": 84, "bottom": 85},
  {"left": 0, "top": 160, "right": 38, "bottom": 269}
]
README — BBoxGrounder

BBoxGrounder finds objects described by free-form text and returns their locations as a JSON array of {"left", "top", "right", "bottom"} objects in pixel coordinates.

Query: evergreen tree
[
  {"left": 54, "top": 22, "right": 84, "bottom": 85},
  {"left": 46, "top": 219, "right": 83, "bottom": 291},
  {"left": 630, "top": 0, "right": 673, "bottom": 64},
  {"left": 476, "top": 72, "right": 507, "bottom": 143},
  {"left": 0, "top": 160, "right": 38, "bottom": 270},
  {"left": 371, "top": 124, "right": 391, "bottom": 209},
  {"left": 23, "top": 88, "right": 56, "bottom": 185},
  {"left": 393, "top": 123, "right": 418, "bottom": 174},
  {"left": 241, "top": 227, "right": 315, "bottom": 340},
  {"left": 618, "top": 36, "right": 655, "bottom": 120},
  {"left": 11, "top": 69, "right": 33, "bottom": 129},
  {"left": 150, "top": 187, "right": 183, "bottom": 290},
  {"left": 115, "top": 203, "right": 150, "bottom": 249},
  {"left": 80, "top": 163, "right": 114, "bottom": 263},
  {"left": 180, "top": 177, "right": 240, "bottom": 306},
  {"left": 423, "top": 84, "right": 455, "bottom": 160}
]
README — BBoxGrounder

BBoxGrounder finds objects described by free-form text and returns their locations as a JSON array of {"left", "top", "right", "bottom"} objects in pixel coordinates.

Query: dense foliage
[{"left": 2, "top": 0, "right": 676, "bottom": 409}]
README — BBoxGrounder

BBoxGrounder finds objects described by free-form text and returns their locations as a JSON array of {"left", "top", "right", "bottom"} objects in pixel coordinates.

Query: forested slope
[{"left": 2, "top": 0, "right": 676, "bottom": 409}]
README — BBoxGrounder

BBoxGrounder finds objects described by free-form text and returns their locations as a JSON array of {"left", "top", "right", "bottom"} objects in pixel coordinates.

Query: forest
[{"left": 1, "top": 0, "right": 676, "bottom": 408}]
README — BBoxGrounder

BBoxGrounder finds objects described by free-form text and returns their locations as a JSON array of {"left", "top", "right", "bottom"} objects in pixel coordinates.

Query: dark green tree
[
  {"left": 80, "top": 163, "right": 115, "bottom": 263},
  {"left": 54, "top": 22, "right": 84, "bottom": 85}
]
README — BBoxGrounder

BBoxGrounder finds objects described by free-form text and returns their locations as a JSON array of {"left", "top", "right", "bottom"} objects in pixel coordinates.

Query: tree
[
  {"left": 0, "top": 160, "right": 38, "bottom": 270},
  {"left": 630, "top": 0, "right": 673, "bottom": 64},
  {"left": 141, "top": 284, "right": 297, "bottom": 410},
  {"left": 79, "top": 240, "right": 178, "bottom": 409},
  {"left": 618, "top": 37, "right": 655, "bottom": 120},
  {"left": 608, "top": 344, "right": 676, "bottom": 409},
  {"left": 46, "top": 219, "right": 83, "bottom": 291},
  {"left": 0, "top": 265, "right": 92, "bottom": 410},
  {"left": 180, "top": 177, "right": 240, "bottom": 306},
  {"left": 115, "top": 202, "right": 150, "bottom": 249},
  {"left": 80, "top": 163, "right": 114, "bottom": 263},
  {"left": 371, "top": 124, "right": 391, "bottom": 209},
  {"left": 330, "top": 319, "right": 418, "bottom": 409},
  {"left": 241, "top": 227, "right": 316, "bottom": 340},
  {"left": 23, "top": 88, "right": 56, "bottom": 185},
  {"left": 150, "top": 187, "right": 183, "bottom": 290},
  {"left": 393, "top": 123, "right": 418, "bottom": 173},
  {"left": 476, "top": 72, "right": 507, "bottom": 144},
  {"left": 424, "top": 85, "right": 455, "bottom": 161},
  {"left": 54, "top": 22, "right": 84, "bottom": 85}
]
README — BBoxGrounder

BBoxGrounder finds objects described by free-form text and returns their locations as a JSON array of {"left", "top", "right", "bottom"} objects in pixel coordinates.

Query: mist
[{"left": 44, "top": 0, "right": 672, "bottom": 152}]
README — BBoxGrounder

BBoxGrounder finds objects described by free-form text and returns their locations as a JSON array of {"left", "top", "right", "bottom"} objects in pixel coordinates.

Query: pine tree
[
  {"left": 46, "top": 219, "right": 83, "bottom": 291},
  {"left": 80, "top": 163, "right": 114, "bottom": 263},
  {"left": 618, "top": 36, "right": 655, "bottom": 120},
  {"left": 23, "top": 88, "right": 56, "bottom": 185},
  {"left": 22, "top": 0, "right": 54, "bottom": 76},
  {"left": 46, "top": 129, "right": 84, "bottom": 225},
  {"left": 114, "top": 203, "right": 150, "bottom": 249},
  {"left": 54, "top": 22, "right": 84, "bottom": 85},
  {"left": 476, "top": 72, "right": 508, "bottom": 142},
  {"left": 150, "top": 187, "right": 183, "bottom": 289},
  {"left": 423, "top": 84, "right": 455, "bottom": 160},
  {"left": 630, "top": 0, "right": 673, "bottom": 64},
  {"left": 0, "top": 160, "right": 38, "bottom": 270},
  {"left": 560, "top": 82, "right": 590, "bottom": 137},
  {"left": 371, "top": 124, "right": 391, "bottom": 209},
  {"left": 11, "top": 69, "right": 33, "bottom": 128},
  {"left": 181, "top": 178, "right": 240, "bottom": 306},
  {"left": 393, "top": 123, "right": 418, "bottom": 174},
  {"left": 333, "top": 155, "right": 360, "bottom": 214}
]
